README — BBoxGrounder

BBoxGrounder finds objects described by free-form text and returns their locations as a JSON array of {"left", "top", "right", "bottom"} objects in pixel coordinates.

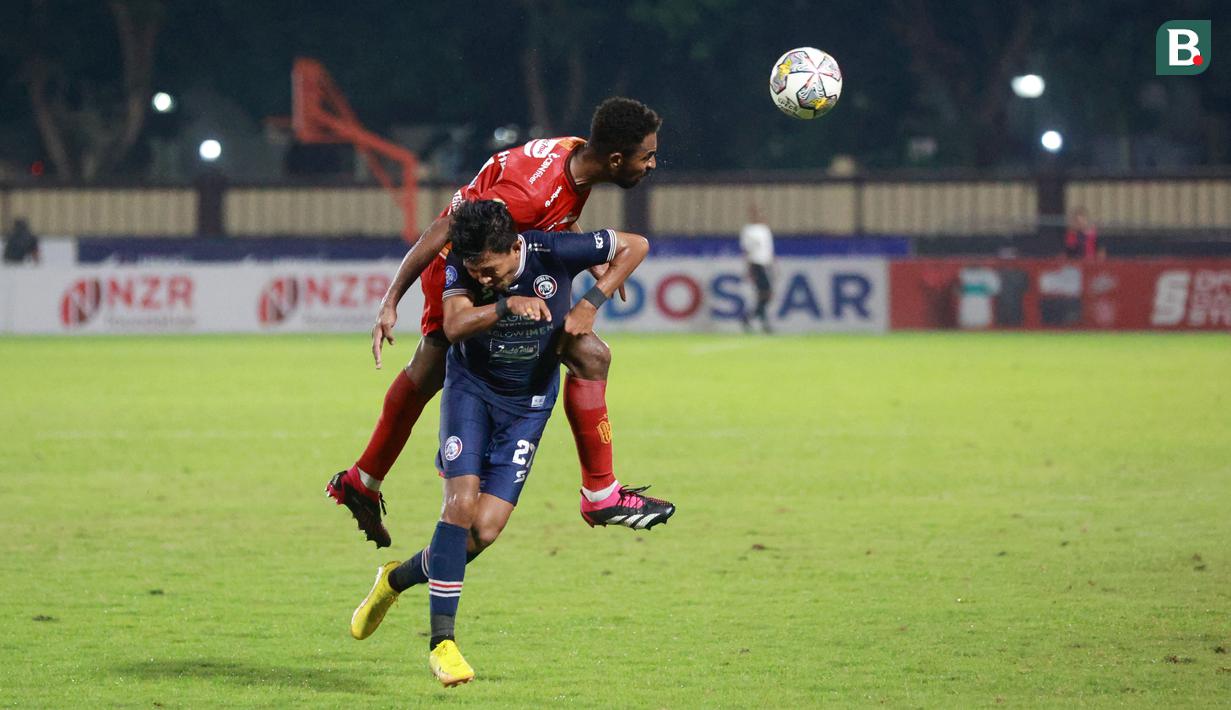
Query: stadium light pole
[{"left": 1010, "top": 75, "right": 1047, "bottom": 147}]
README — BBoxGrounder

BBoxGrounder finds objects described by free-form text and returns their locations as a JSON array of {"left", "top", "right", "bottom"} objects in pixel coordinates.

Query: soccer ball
[{"left": 769, "top": 47, "right": 843, "bottom": 119}]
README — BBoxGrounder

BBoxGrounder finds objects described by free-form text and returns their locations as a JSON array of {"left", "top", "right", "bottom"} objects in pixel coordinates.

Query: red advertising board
[{"left": 890, "top": 259, "right": 1231, "bottom": 331}]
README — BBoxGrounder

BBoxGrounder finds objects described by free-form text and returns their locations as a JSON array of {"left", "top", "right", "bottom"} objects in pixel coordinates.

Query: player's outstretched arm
[
  {"left": 563, "top": 231, "right": 649, "bottom": 337},
  {"left": 370, "top": 214, "right": 453, "bottom": 368},
  {"left": 442, "top": 293, "right": 550, "bottom": 344}
]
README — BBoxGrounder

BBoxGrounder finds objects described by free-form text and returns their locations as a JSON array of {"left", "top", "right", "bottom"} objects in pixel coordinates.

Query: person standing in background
[
  {"left": 739, "top": 205, "right": 775, "bottom": 333},
  {"left": 2, "top": 218, "right": 39, "bottom": 264},
  {"left": 1064, "top": 207, "right": 1098, "bottom": 260}
]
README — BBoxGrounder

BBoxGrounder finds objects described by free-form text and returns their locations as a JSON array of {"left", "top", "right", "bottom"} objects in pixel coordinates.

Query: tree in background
[
  {"left": 1, "top": 1, "right": 1226, "bottom": 180},
  {"left": 12, "top": 0, "right": 162, "bottom": 180},
  {"left": 889, "top": 0, "right": 1036, "bottom": 167}
]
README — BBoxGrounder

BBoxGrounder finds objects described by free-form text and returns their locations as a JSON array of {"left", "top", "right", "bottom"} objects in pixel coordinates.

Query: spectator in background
[
  {"left": 739, "top": 204, "right": 775, "bottom": 333},
  {"left": 1064, "top": 207, "right": 1098, "bottom": 260},
  {"left": 3, "top": 219, "right": 39, "bottom": 265}
]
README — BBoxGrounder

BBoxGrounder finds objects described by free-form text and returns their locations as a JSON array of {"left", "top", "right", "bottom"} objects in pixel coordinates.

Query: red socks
[
  {"left": 354, "top": 369, "right": 433, "bottom": 484},
  {"left": 564, "top": 376, "right": 616, "bottom": 492}
]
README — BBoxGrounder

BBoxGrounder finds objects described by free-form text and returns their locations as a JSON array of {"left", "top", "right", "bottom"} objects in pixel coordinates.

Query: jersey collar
[{"left": 513, "top": 235, "right": 527, "bottom": 280}]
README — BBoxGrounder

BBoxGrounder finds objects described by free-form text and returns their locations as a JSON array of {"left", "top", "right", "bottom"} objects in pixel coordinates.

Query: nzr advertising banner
[
  {"left": 0, "top": 261, "right": 413, "bottom": 334},
  {"left": 890, "top": 258, "right": 1231, "bottom": 331},
  {"left": 0, "top": 257, "right": 888, "bottom": 334}
]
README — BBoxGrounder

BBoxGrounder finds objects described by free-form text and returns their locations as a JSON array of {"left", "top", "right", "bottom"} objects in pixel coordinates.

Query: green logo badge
[{"left": 1156, "top": 20, "right": 1211, "bottom": 75}]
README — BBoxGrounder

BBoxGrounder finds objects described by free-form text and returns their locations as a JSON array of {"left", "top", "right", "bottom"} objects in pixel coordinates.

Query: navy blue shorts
[{"left": 435, "top": 378, "right": 551, "bottom": 506}]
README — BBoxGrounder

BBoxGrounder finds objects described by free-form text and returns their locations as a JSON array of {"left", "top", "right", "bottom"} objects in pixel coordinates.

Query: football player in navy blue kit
[{"left": 349, "top": 199, "right": 671, "bottom": 686}]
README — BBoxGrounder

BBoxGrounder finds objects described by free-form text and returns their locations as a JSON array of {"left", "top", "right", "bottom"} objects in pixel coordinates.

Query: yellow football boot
[
  {"left": 429, "top": 639, "right": 475, "bottom": 687},
  {"left": 350, "top": 560, "right": 400, "bottom": 640}
]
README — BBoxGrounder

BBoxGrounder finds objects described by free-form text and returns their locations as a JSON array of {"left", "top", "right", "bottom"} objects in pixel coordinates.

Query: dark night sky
[{"left": 1, "top": 0, "right": 1228, "bottom": 179}]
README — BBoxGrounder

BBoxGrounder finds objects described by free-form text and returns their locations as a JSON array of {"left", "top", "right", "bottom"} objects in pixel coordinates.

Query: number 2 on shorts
[{"left": 512, "top": 439, "right": 537, "bottom": 483}]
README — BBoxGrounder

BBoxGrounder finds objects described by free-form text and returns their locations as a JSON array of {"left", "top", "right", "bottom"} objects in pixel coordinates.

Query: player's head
[
  {"left": 449, "top": 199, "right": 522, "bottom": 290},
  {"left": 588, "top": 97, "right": 661, "bottom": 189}
]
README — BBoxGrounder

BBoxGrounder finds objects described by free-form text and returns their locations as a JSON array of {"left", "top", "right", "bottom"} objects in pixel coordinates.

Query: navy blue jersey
[{"left": 442, "top": 229, "right": 616, "bottom": 401}]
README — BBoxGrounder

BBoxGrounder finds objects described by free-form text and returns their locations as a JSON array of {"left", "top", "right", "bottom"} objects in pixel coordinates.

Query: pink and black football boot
[{"left": 580, "top": 484, "right": 675, "bottom": 529}]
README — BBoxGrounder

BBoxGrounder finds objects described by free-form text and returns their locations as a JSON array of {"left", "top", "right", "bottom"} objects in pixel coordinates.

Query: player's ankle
[
  {"left": 581, "top": 480, "right": 618, "bottom": 502},
  {"left": 348, "top": 465, "right": 383, "bottom": 498}
]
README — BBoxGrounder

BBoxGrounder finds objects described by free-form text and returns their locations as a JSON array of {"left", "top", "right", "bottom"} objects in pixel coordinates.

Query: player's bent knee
[
  {"left": 470, "top": 524, "right": 502, "bottom": 552},
  {"left": 562, "top": 333, "right": 611, "bottom": 379},
  {"left": 572, "top": 333, "right": 611, "bottom": 365},
  {"left": 441, "top": 488, "right": 480, "bottom": 527},
  {"left": 405, "top": 335, "right": 449, "bottom": 392}
]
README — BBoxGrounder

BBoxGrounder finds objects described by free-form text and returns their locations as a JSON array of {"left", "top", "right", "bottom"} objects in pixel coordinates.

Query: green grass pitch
[{"left": 1, "top": 333, "right": 1229, "bottom": 707}]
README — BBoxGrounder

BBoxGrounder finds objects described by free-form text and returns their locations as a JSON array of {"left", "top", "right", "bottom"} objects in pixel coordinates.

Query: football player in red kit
[{"left": 326, "top": 97, "right": 675, "bottom": 547}]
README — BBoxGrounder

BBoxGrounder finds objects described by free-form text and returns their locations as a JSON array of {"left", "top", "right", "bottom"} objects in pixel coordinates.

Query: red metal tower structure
[{"left": 291, "top": 57, "right": 419, "bottom": 241}]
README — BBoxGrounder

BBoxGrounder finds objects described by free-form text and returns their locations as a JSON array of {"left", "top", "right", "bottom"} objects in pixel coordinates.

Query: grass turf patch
[{"left": 1, "top": 333, "right": 1228, "bottom": 707}]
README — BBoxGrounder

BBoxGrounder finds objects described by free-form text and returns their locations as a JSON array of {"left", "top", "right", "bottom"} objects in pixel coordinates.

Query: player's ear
[{"left": 606, "top": 151, "right": 624, "bottom": 172}]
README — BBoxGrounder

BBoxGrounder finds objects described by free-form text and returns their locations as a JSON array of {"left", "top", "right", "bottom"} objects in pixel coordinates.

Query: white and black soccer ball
[{"left": 769, "top": 47, "right": 843, "bottom": 119}]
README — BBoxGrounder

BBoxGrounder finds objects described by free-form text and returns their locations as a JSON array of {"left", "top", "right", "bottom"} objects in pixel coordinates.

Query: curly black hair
[
  {"left": 589, "top": 97, "right": 662, "bottom": 157},
  {"left": 448, "top": 199, "right": 518, "bottom": 261}
]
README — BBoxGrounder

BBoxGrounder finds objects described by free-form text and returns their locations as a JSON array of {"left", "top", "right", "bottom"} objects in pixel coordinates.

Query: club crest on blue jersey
[
  {"left": 533, "top": 275, "right": 558, "bottom": 299},
  {"left": 445, "top": 265, "right": 458, "bottom": 288},
  {"left": 443, "top": 435, "right": 463, "bottom": 461}
]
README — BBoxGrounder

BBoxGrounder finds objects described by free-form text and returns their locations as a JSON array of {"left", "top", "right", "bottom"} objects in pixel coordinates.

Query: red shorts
[{"left": 419, "top": 254, "right": 448, "bottom": 336}]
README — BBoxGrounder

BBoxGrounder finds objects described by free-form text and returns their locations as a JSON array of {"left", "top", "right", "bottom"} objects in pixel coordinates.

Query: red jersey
[
  {"left": 442, "top": 136, "right": 591, "bottom": 232},
  {"left": 420, "top": 137, "right": 593, "bottom": 336}
]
